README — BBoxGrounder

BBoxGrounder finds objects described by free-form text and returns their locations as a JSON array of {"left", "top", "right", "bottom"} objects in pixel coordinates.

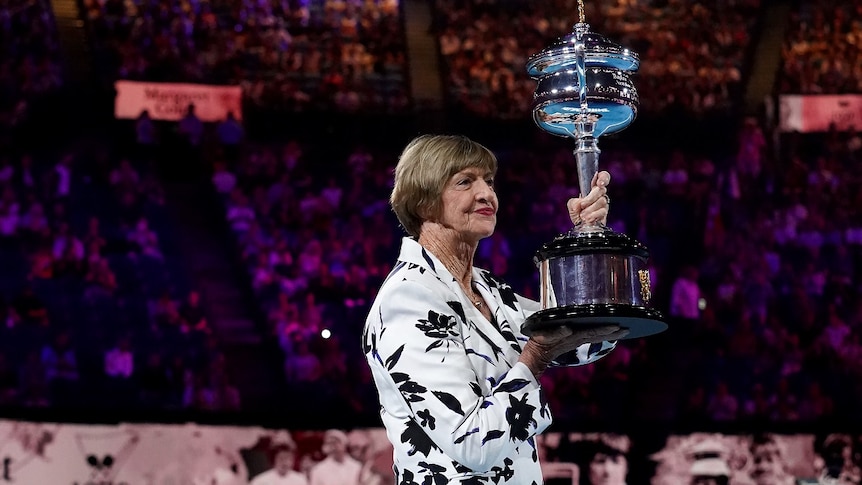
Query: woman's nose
[{"left": 475, "top": 179, "right": 495, "bottom": 199}]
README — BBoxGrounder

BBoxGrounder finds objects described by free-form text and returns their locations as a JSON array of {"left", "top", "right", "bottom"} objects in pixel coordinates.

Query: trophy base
[{"left": 522, "top": 303, "right": 667, "bottom": 340}]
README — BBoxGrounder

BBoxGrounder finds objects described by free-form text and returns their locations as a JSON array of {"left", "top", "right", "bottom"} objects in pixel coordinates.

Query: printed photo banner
[
  {"left": 0, "top": 421, "right": 859, "bottom": 484},
  {"left": 779, "top": 95, "right": 862, "bottom": 133},
  {"left": 114, "top": 81, "right": 243, "bottom": 122}
]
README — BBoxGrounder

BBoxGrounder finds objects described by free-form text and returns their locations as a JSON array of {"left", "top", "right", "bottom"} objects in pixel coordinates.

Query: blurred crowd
[
  {"left": 433, "top": 0, "right": 759, "bottom": 119},
  {"left": 0, "top": 0, "right": 63, "bottom": 132},
  {"left": 778, "top": 0, "right": 862, "bottom": 94},
  {"left": 3, "top": 0, "right": 862, "bottom": 430},
  {"left": 0, "top": 137, "right": 240, "bottom": 413},
  {"left": 83, "top": 0, "right": 410, "bottom": 113},
  {"left": 205, "top": 105, "right": 862, "bottom": 425}
]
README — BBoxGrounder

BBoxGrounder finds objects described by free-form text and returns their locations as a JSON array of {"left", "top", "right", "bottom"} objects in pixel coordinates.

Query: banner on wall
[
  {"left": 114, "top": 81, "right": 243, "bottom": 122},
  {"left": 779, "top": 94, "right": 862, "bottom": 133},
  {"left": 0, "top": 420, "right": 396, "bottom": 485},
  {"left": 0, "top": 421, "right": 857, "bottom": 484}
]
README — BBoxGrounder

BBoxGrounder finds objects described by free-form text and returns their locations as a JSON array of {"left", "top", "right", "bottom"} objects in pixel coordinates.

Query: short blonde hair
[{"left": 391, "top": 135, "right": 497, "bottom": 238}]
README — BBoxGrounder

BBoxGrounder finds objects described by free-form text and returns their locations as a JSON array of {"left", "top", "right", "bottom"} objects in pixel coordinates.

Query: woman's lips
[{"left": 475, "top": 208, "right": 495, "bottom": 216}]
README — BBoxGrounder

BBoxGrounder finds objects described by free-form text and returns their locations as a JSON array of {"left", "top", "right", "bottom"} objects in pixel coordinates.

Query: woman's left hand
[{"left": 567, "top": 171, "right": 610, "bottom": 226}]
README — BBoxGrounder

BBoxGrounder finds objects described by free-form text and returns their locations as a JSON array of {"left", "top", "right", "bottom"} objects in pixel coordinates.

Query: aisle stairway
[
  {"left": 46, "top": 0, "right": 92, "bottom": 88},
  {"left": 163, "top": 180, "right": 288, "bottom": 412},
  {"left": 402, "top": 0, "right": 446, "bottom": 131},
  {"left": 743, "top": 1, "right": 792, "bottom": 115}
]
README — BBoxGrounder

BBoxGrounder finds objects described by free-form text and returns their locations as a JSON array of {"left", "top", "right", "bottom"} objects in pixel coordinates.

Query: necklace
[{"left": 469, "top": 281, "right": 483, "bottom": 308}]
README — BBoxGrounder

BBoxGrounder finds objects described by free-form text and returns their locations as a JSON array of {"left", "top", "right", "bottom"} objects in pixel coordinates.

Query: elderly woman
[{"left": 362, "top": 135, "right": 627, "bottom": 484}]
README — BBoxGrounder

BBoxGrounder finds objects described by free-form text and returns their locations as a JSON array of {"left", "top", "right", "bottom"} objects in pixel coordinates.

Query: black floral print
[{"left": 364, "top": 238, "right": 617, "bottom": 484}]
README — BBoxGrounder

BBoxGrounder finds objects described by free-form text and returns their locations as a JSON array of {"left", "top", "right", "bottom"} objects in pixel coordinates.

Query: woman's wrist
[{"left": 519, "top": 341, "right": 554, "bottom": 379}]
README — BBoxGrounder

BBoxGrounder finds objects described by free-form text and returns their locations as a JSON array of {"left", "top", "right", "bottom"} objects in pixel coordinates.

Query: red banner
[
  {"left": 114, "top": 81, "right": 243, "bottom": 122},
  {"left": 779, "top": 94, "right": 862, "bottom": 132}
]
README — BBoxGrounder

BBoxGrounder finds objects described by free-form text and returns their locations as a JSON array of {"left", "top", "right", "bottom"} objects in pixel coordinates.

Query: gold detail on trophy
[{"left": 638, "top": 269, "right": 651, "bottom": 304}]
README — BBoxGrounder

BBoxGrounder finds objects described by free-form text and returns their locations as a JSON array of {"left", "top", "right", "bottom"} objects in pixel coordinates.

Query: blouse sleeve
[
  {"left": 369, "top": 280, "right": 552, "bottom": 472},
  {"left": 515, "top": 293, "right": 618, "bottom": 367}
]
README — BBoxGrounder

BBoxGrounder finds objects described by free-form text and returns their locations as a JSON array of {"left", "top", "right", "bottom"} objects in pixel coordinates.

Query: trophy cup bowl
[
  {"left": 526, "top": 29, "right": 640, "bottom": 77},
  {"left": 522, "top": 23, "right": 667, "bottom": 345},
  {"left": 532, "top": 67, "right": 639, "bottom": 138}
]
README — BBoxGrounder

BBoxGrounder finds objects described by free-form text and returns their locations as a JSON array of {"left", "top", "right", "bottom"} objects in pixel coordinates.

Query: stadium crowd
[
  {"left": 204, "top": 110, "right": 862, "bottom": 425},
  {"left": 81, "top": 0, "right": 410, "bottom": 113},
  {"left": 2, "top": 0, "right": 862, "bottom": 431},
  {"left": 433, "top": 0, "right": 760, "bottom": 119},
  {"left": 777, "top": 0, "right": 862, "bottom": 94},
  {"left": 0, "top": 136, "right": 241, "bottom": 413},
  {"left": 0, "top": 0, "right": 63, "bottom": 133}
]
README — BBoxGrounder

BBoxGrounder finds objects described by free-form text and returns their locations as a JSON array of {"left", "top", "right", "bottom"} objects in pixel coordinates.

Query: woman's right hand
[{"left": 519, "top": 325, "right": 628, "bottom": 378}]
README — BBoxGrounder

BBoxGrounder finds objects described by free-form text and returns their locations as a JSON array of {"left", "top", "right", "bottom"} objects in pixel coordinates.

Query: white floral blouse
[{"left": 363, "top": 238, "right": 616, "bottom": 484}]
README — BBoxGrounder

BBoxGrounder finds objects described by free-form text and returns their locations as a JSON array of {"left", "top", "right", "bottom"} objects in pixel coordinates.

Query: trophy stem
[{"left": 573, "top": 121, "right": 604, "bottom": 233}]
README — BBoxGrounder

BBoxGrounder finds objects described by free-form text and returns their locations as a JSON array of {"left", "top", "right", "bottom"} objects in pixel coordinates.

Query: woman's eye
[
  {"left": 485, "top": 178, "right": 494, "bottom": 187},
  {"left": 457, "top": 178, "right": 471, "bottom": 186}
]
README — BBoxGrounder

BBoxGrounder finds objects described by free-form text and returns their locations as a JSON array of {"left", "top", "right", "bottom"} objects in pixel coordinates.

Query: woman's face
[
  {"left": 588, "top": 452, "right": 627, "bottom": 485},
  {"left": 436, "top": 167, "right": 497, "bottom": 243}
]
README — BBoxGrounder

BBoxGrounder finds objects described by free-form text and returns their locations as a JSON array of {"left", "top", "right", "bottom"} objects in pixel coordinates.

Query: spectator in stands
[
  {"left": 797, "top": 381, "right": 834, "bottom": 423},
  {"left": 15, "top": 153, "right": 37, "bottom": 192},
  {"left": 109, "top": 159, "right": 140, "bottom": 196},
  {"left": 19, "top": 200, "right": 49, "bottom": 241},
  {"left": 11, "top": 284, "right": 48, "bottom": 326},
  {"left": 84, "top": 258, "right": 118, "bottom": 301},
  {"left": 819, "top": 304, "right": 851, "bottom": 353},
  {"left": 18, "top": 350, "right": 50, "bottom": 407},
  {"left": 138, "top": 167, "right": 166, "bottom": 206},
  {"left": 52, "top": 221, "right": 85, "bottom": 276},
  {"left": 51, "top": 154, "right": 74, "bottom": 203},
  {"left": 182, "top": 368, "right": 240, "bottom": 412},
  {"left": 126, "top": 216, "right": 163, "bottom": 261},
  {"left": 741, "top": 382, "right": 771, "bottom": 422},
  {"left": 209, "top": 370, "right": 241, "bottom": 412},
  {"left": 216, "top": 112, "right": 244, "bottom": 163},
  {"left": 137, "top": 351, "right": 172, "bottom": 407},
  {"left": 104, "top": 336, "right": 134, "bottom": 379},
  {"left": 769, "top": 378, "right": 800, "bottom": 422},
  {"left": 82, "top": 216, "right": 105, "bottom": 250},
  {"left": 179, "top": 290, "right": 209, "bottom": 334},
  {"left": 736, "top": 118, "right": 766, "bottom": 180},
  {"left": 212, "top": 161, "right": 238, "bottom": 196},
  {"left": 41, "top": 331, "right": 79, "bottom": 382},
  {"left": 0, "top": 185, "right": 19, "bottom": 241},
  {"left": 178, "top": 104, "right": 204, "bottom": 148},
  {"left": 182, "top": 371, "right": 211, "bottom": 411},
  {"left": 226, "top": 193, "right": 256, "bottom": 233},
  {"left": 670, "top": 266, "right": 703, "bottom": 323},
  {"left": 135, "top": 110, "right": 157, "bottom": 151},
  {"left": 151, "top": 290, "right": 182, "bottom": 331},
  {"left": 0, "top": 352, "right": 19, "bottom": 405},
  {"left": 283, "top": 336, "right": 321, "bottom": 384},
  {"left": 706, "top": 380, "right": 739, "bottom": 422},
  {"left": 0, "top": 157, "right": 12, "bottom": 184}
]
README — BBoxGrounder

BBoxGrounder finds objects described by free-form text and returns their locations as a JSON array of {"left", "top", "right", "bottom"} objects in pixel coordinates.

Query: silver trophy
[{"left": 522, "top": 4, "right": 666, "bottom": 344}]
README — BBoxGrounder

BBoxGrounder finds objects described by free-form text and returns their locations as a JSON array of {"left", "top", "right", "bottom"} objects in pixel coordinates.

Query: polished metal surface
[
  {"left": 526, "top": 23, "right": 640, "bottom": 78},
  {"left": 538, "top": 253, "right": 650, "bottom": 310},
  {"left": 524, "top": 11, "right": 665, "bottom": 346},
  {"left": 532, "top": 67, "right": 638, "bottom": 138}
]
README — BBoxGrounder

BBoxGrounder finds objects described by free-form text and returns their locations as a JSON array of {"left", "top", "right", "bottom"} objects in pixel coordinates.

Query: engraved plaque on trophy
[{"left": 522, "top": 6, "right": 667, "bottom": 346}]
